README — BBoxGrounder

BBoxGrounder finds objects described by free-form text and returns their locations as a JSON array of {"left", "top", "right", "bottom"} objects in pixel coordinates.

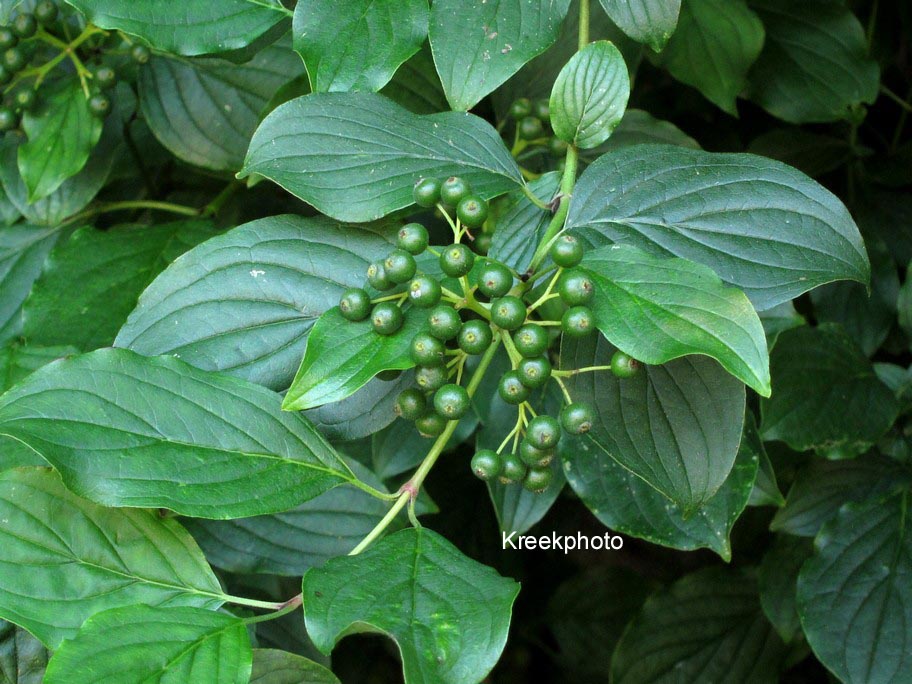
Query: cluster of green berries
[
  {"left": 413, "top": 174, "right": 494, "bottom": 254},
  {"left": 507, "top": 96, "right": 568, "bottom": 159}
]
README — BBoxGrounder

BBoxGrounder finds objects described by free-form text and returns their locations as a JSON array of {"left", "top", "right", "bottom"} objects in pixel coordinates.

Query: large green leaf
[
  {"left": 562, "top": 333, "right": 745, "bottom": 512},
  {"left": 17, "top": 79, "right": 102, "bottom": 202},
  {"left": 284, "top": 308, "right": 425, "bottom": 411},
  {"left": 747, "top": 0, "right": 879, "bottom": 124},
  {"left": 598, "top": 0, "right": 680, "bottom": 52},
  {"left": 652, "top": 0, "right": 764, "bottom": 114},
  {"left": 302, "top": 527, "right": 519, "bottom": 684},
  {"left": 23, "top": 221, "right": 218, "bottom": 351},
  {"left": 428, "top": 0, "right": 571, "bottom": 111},
  {"left": 550, "top": 40, "right": 630, "bottom": 149},
  {"left": 798, "top": 493, "right": 912, "bottom": 684},
  {"left": 758, "top": 535, "right": 813, "bottom": 643},
  {"left": 0, "top": 349, "right": 356, "bottom": 518},
  {"left": 115, "top": 216, "right": 392, "bottom": 391},
  {"left": 760, "top": 325, "right": 898, "bottom": 456},
  {"left": 240, "top": 92, "right": 522, "bottom": 222},
  {"left": 565, "top": 144, "right": 870, "bottom": 311},
  {"left": 43, "top": 605, "right": 250, "bottom": 684},
  {"left": 65, "top": 0, "right": 289, "bottom": 56},
  {"left": 0, "top": 225, "right": 62, "bottom": 344},
  {"left": 0, "top": 620, "right": 46, "bottom": 684},
  {"left": 581, "top": 245, "right": 770, "bottom": 395},
  {"left": 612, "top": 568, "right": 787, "bottom": 683},
  {"left": 139, "top": 46, "right": 304, "bottom": 172},
  {"left": 0, "top": 468, "right": 223, "bottom": 649},
  {"left": 250, "top": 649, "right": 339, "bottom": 684},
  {"left": 293, "top": 0, "right": 427, "bottom": 93}
]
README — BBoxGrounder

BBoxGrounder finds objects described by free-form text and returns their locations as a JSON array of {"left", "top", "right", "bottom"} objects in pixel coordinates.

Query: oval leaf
[
  {"left": 239, "top": 92, "right": 522, "bottom": 222},
  {"left": 597, "top": 0, "right": 681, "bottom": 52},
  {"left": 566, "top": 144, "right": 870, "bottom": 311}
]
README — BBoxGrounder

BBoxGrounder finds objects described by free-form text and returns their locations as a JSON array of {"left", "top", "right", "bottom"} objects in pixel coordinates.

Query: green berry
[
  {"left": 94, "top": 65, "right": 117, "bottom": 90},
  {"left": 384, "top": 248, "right": 417, "bottom": 284},
  {"left": 3, "top": 47, "right": 26, "bottom": 72},
  {"left": 339, "top": 288, "right": 371, "bottom": 321},
  {"left": 440, "top": 243, "right": 474, "bottom": 278},
  {"left": 395, "top": 388, "right": 426, "bottom": 421},
  {"left": 366, "top": 261, "right": 394, "bottom": 291},
  {"left": 513, "top": 324, "right": 549, "bottom": 358},
  {"left": 433, "top": 383, "right": 470, "bottom": 420},
  {"left": 12, "top": 13, "right": 37, "bottom": 39},
  {"left": 0, "top": 28, "right": 17, "bottom": 50},
  {"left": 548, "top": 136, "right": 569, "bottom": 157},
  {"left": 508, "top": 97, "right": 532, "bottom": 120},
  {"left": 473, "top": 233, "right": 492, "bottom": 255},
  {"left": 471, "top": 449, "right": 503, "bottom": 481},
  {"left": 610, "top": 350, "right": 641, "bottom": 378},
  {"left": 88, "top": 93, "right": 111, "bottom": 118},
  {"left": 0, "top": 106, "right": 16, "bottom": 132},
  {"left": 518, "top": 115, "right": 544, "bottom": 140},
  {"left": 562, "top": 306, "right": 595, "bottom": 337},
  {"left": 524, "top": 466, "right": 553, "bottom": 493},
  {"left": 34, "top": 1, "right": 58, "bottom": 24},
  {"left": 131, "top": 44, "right": 151, "bottom": 64},
  {"left": 0, "top": 66, "right": 10, "bottom": 85},
  {"left": 491, "top": 296, "right": 526, "bottom": 331},
  {"left": 519, "top": 440, "right": 554, "bottom": 468},
  {"left": 408, "top": 275, "right": 442, "bottom": 308},
  {"left": 477, "top": 261, "right": 513, "bottom": 299},
  {"left": 560, "top": 403, "right": 594, "bottom": 435},
  {"left": 558, "top": 270, "right": 594, "bottom": 306},
  {"left": 413, "top": 177, "right": 441, "bottom": 208},
  {"left": 457, "top": 319, "right": 493, "bottom": 355},
  {"left": 526, "top": 415, "right": 561, "bottom": 449},
  {"left": 411, "top": 332, "right": 446, "bottom": 367},
  {"left": 416, "top": 411, "right": 447, "bottom": 438},
  {"left": 416, "top": 365, "right": 448, "bottom": 392},
  {"left": 532, "top": 98, "right": 550, "bottom": 123},
  {"left": 550, "top": 234, "right": 584, "bottom": 268},
  {"left": 456, "top": 195, "right": 489, "bottom": 229},
  {"left": 518, "top": 356, "right": 551, "bottom": 389},
  {"left": 427, "top": 305, "right": 462, "bottom": 340},
  {"left": 371, "top": 302, "right": 403, "bottom": 335},
  {"left": 440, "top": 176, "right": 471, "bottom": 206},
  {"left": 13, "top": 88, "right": 35, "bottom": 112},
  {"left": 397, "top": 223, "right": 429, "bottom": 255},
  {"left": 498, "top": 452, "right": 527, "bottom": 484},
  {"left": 499, "top": 370, "right": 531, "bottom": 405}
]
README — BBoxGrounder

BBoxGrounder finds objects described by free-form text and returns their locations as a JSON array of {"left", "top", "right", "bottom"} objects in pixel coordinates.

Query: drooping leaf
[
  {"left": 565, "top": 144, "right": 870, "bottom": 311},
  {"left": 652, "top": 0, "right": 764, "bottom": 114},
  {"left": 250, "top": 649, "right": 340, "bottom": 684},
  {"left": 65, "top": 0, "right": 290, "bottom": 56},
  {"left": 597, "top": 0, "right": 681, "bottom": 52},
  {"left": 43, "top": 605, "right": 251, "bottom": 684},
  {"left": 758, "top": 535, "right": 813, "bottom": 643},
  {"left": 293, "top": 0, "right": 428, "bottom": 93},
  {"left": 0, "top": 468, "right": 223, "bottom": 649},
  {"left": 581, "top": 244, "right": 770, "bottom": 395},
  {"left": 0, "top": 225, "right": 62, "bottom": 344},
  {"left": 760, "top": 325, "right": 898, "bottom": 456},
  {"left": 562, "top": 333, "right": 745, "bottom": 512},
  {"left": 115, "top": 216, "right": 393, "bottom": 391},
  {"left": 302, "top": 527, "right": 519, "bottom": 684},
  {"left": 797, "top": 493, "right": 912, "bottom": 684},
  {"left": 139, "top": 45, "right": 305, "bottom": 172},
  {"left": 489, "top": 172, "right": 560, "bottom": 273},
  {"left": 0, "top": 349, "right": 356, "bottom": 518},
  {"left": 428, "top": 0, "right": 571, "bottom": 111},
  {"left": 0, "top": 619, "right": 47, "bottom": 684}
]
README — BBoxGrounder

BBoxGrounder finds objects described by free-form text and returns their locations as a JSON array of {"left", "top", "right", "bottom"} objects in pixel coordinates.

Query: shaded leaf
[{"left": 597, "top": 0, "right": 680, "bottom": 52}]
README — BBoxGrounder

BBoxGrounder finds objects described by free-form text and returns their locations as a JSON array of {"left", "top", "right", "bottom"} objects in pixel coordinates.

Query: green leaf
[
  {"left": 758, "top": 535, "right": 813, "bottom": 643},
  {"left": 17, "top": 79, "right": 102, "bottom": 202},
  {"left": 584, "top": 108, "right": 699, "bottom": 157},
  {"left": 760, "top": 325, "right": 899, "bottom": 456},
  {"left": 562, "top": 404, "right": 757, "bottom": 560},
  {"left": 0, "top": 344, "right": 77, "bottom": 394},
  {"left": 309, "top": 372, "right": 417, "bottom": 442},
  {"left": 250, "top": 649, "right": 340, "bottom": 684},
  {"left": 139, "top": 46, "right": 305, "bottom": 172},
  {"left": 562, "top": 333, "right": 745, "bottom": 512},
  {"left": 428, "top": 0, "right": 571, "bottom": 111},
  {"left": 652, "top": 0, "right": 764, "bottom": 114},
  {"left": 293, "top": 0, "right": 428, "bottom": 93},
  {"left": 758, "top": 301, "right": 805, "bottom": 349},
  {"left": 0, "top": 468, "right": 223, "bottom": 649},
  {"left": 797, "top": 493, "right": 912, "bottom": 684},
  {"left": 770, "top": 454, "right": 910, "bottom": 538},
  {"left": 0, "top": 225, "right": 62, "bottom": 345},
  {"left": 0, "top": 620, "right": 46, "bottom": 684},
  {"left": 284, "top": 308, "right": 425, "bottom": 411},
  {"left": 302, "top": 527, "right": 519, "bottom": 684},
  {"left": 0, "top": 349, "right": 357, "bottom": 518},
  {"left": 597, "top": 0, "right": 681, "bottom": 52},
  {"left": 23, "top": 221, "right": 218, "bottom": 351},
  {"left": 581, "top": 244, "right": 770, "bottom": 395},
  {"left": 747, "top": 0, "right": 880, "bottom": 124},
  {"left": 240, "top": 92, "right": 522, "bottom": 222},
  {"left": 748, "top": 128, "right": 854, "bottom": 178},
  {"left": 380, "top": 45, "right": 449, "bottom": 115},
  {"left": 0, "top": 185, "right": 19, "bottom": 228},
  {"left": 612, "top": 568, "right": 787, "bottom": 683},
  {"left": 566, "top": 144, "right": 870, "bottom": 311},
  {"left": 489, "top": 172, "right": 560, "bottom": 273},
  {"left": 43, "top": 605, "right": 251, "bottom": 684},
  {"left": 65, "top": 0, "right": 289, "bottom": 56},
  {"left": 115, "top": 216, "right": 393, "bottom": 391},
  {"left": 744, "top": 413, "right": 784, "bottom": 507},
  {"left": 550, "top": 41, "right": 630, "bottom": 149}
]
